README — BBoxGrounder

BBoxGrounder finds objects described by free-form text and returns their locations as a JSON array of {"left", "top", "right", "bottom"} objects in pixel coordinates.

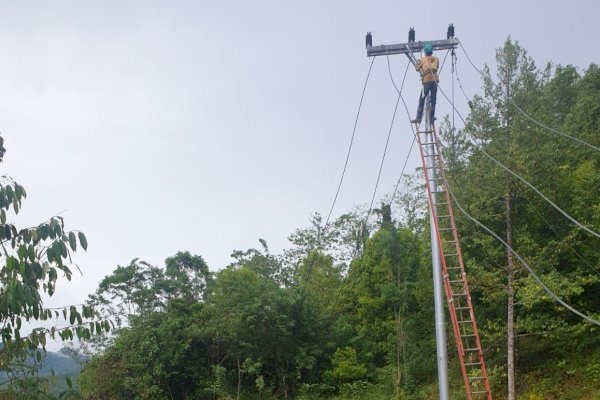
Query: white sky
[{"left": 0, "top": 0, "right": 598, "bottom": 322}]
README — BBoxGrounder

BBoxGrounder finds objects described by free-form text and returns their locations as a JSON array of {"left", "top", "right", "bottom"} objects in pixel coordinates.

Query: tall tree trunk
[
  {"left": 395, "top": 310, "right": 403, "bottom": 400},
  {"left": 505, "top": 80, "right": 516, "bottom": 400},
  {"left": 506, "top": 183, "right": 516, "bottom": 400},
  {"left": 236, "top": 355, "right": 241, "bottom": 400}
]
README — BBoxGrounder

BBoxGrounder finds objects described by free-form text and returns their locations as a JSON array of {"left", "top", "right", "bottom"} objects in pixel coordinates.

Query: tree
[
  {"left": 0, "top": 135, "right": 109, "bottom": 396},
  {"left": 79, "top": 299, "right": 206, "bottom": 400},
  {"left": 454, "top": 39, "right": 600, "bottom": 398},
  {"left": 163, "top": 251, "right": 212, "bottom": 301}
]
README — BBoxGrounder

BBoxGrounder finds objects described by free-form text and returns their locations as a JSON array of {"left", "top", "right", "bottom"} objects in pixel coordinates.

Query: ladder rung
[
  {"left": 465, "top": 362, "right": 481, "bottom": 366},
  {"left": 470, "top": 376, "right": 485, "bottom": 380},
  {"left": 449, "top": 279, "right": 464, "bottom": 284},
  {"left": 439, "top": 227, "right": 453, "bottom": 231},
  {"left": 447, "top": 266, "right": 462, "bottom": 270},
  {"left": 437, "top": 214, "right": 451, "bottom": 217},
  {"left": 459, "top": 320, "right": 473, "bottom": 324},
  {"left": 462, "top": 334, "right": 476, "bottom": 337},
  {"left": 423, "top": 154, "right": 439, "bottom": 157},
  {"left": 464, "top": 348, "right": 480, "bottom": 352},
  {"left": 455, "top": 306, "right": 470, "bottom": 310},
  {"left": 419, "top": 130, "right": 435, "bottom": 133},
  {"left": 454, "top": 292, "right": 468, "bottom": 296},
  {"left": 444, "top": 252, "right": 459, "bottom": 256}
]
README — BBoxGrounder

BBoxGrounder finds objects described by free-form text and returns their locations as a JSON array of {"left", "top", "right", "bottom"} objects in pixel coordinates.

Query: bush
[
  {"left": 338, "top": 381, "right": 374, "bottom": 399},
  {"left": 297, "top": 383, "right": 336, "bottom": 400}
]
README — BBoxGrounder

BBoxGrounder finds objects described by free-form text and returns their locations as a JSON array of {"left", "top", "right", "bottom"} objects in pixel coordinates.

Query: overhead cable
[
  {"left": 335, "top": 58, "right": 412, "bottom": 308},
  {"left": 448, "top": 185, "right": 600, "bottom": 327},
  {"left": 385, "top": 55, "right": 415, "bottom": 206},
  {"left": 458, "top": 40, "right": 600, "bottom": 153},
  {"left": 437, "top": 84, "right": 600, "bottom": 241},
  {"left": 325, "top": 56, "right": 376, "bottom": 229},
  {"left": 304, "top": 57, "right": 376, "bottom": 290}
]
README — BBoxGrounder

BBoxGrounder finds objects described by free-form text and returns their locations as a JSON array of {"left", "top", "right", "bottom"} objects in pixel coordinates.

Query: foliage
[
  {"left": 0, "top": 136, "right": 109, "bottom": 398},
  {"left": 77, "top": 39, "right": 600, "bottom": 400}
]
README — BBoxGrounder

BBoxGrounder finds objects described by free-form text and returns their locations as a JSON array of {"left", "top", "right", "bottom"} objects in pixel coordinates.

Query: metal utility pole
[{"left": 365, "top": 27, "right": 458, "bottom": 400}]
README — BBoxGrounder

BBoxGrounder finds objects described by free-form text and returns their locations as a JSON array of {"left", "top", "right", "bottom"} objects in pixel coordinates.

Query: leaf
[
  {"left": 28, "top": 245, "right": 35, "bottom": 263},
  {"left": 46, "top": 247, "right": 54, "bottom": 264},
  {"left": 68, "top": 232, "right": 77, "bottom": 251},
  {"left": 78, "top": 232, "right": 88, "bottom": 250},
  {"left": 0, "top": 209, "right": 5, "bottom": 224},
  {"left": 60, "top": 240, "right": 68, "bottom": 258},
  {"left": 66, "top": 376, "right": 73, "bottom": 389},
  {"left": 5, "top": 185, "right": 13, "bottom": 202}
]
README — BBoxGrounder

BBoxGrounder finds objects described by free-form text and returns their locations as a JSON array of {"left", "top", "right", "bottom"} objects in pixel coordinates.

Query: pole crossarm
[{"left": 367, "top": 38, "right": 459, "bottom": 57}]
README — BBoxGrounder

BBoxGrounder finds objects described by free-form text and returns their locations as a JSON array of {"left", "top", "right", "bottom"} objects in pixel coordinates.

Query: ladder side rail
[
  {"left": 433, "top": 130, "right": 493, "bottom": 400},
  {"left": 414, "top": 125, "right": 473, "bottom": 400}
]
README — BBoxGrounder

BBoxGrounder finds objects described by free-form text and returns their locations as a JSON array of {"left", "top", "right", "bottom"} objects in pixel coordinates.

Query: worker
[{"left": 411, "top": 43, "right": 439, "bottom": 124}]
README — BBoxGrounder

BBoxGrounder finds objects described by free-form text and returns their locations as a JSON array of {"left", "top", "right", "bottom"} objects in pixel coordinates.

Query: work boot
[{"left": 411, "top": 115, "right": 422, "bottom": 124}]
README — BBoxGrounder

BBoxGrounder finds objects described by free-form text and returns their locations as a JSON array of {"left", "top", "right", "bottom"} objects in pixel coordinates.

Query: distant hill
[{"left": 0, "top": 348, "right": 85, "bottom": 382}]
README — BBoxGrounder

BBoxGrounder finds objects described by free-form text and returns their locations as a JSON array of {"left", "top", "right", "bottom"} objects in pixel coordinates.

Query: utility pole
[{"left": 365, "top": 26, "right": 459, "bottom": 400}]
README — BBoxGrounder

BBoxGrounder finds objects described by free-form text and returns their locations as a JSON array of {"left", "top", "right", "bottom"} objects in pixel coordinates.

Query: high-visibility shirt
[{"left": 416, "top": 55, "right": 439, "bottom": 84}]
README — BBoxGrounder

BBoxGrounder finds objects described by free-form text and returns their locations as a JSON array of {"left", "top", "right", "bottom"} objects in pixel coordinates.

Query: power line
[
  {"left": 385, "top": 57, "right": 414, "bottom": 207},
  {"left": 436, "top": 83, "right": 600, "bottom": 241},
  {"left": 514, "top": 184, "right": 600, "bottom": 276},
  {"left": 334, "top": 58, "right": 413, "bottom": 309},
  {"left": 325, "top": 56, "right": 377, "bottom": 229},
  {"left": 433, "top": 67, "right": 600, "bottom": 325},
  {"left": 385, "top": 54, "right": 419, "bottom": 206},
  {"left": 453, "top": 51, "right": 473, "bottom": 106},
  {"left": 368, "top": 93, "right": 400, "bottom": 212},
  {"left": 477, "top": 145, "right": 600, "bottom": 240},
  {"left": 458, "top": 40, "right": 600, "bottom": 154},
  {"left": 302, "top": 57, "right": 376, "bottom": 292},
  {"left": 447, "top": 184, "right": 600, "bottom": 327}
]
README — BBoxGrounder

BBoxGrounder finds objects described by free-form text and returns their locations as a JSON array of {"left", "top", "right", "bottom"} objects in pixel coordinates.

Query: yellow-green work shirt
[{"left": 415, "top": 55, "right": 439, "bottom": 84}]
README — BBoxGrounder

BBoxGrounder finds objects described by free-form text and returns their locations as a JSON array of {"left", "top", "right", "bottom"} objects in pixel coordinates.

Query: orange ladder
[{"left": 414, "top": 122, "right": 492, "bottom": 400}]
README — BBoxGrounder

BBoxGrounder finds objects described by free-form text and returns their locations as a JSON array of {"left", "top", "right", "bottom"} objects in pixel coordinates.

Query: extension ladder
[{"left": 414, "top": 119, "right": 493, "bottom": 400}]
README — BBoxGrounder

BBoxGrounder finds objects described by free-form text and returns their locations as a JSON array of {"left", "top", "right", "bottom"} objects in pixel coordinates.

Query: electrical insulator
[
  {"left": 365, "top": 32, "right": 372, "bottom": 48},
  {"left": 447, "top": 23, "right": 455, "bottom": 39},
  {"left": 408, "top": 27, "right": 415, "bottom": 43}
]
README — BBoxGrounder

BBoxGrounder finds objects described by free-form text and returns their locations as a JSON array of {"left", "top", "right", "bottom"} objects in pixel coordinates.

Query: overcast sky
[{"left": 0, "top": 0, "right": 598, "bottom": 319}]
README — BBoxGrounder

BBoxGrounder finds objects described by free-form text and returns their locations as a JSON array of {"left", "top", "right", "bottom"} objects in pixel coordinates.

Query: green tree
[
  {"left": 0, "top": 135, "right": 108, "bottom": 398},
  {"left": 452, "top": 39, "right": 600, "bottom": 398},
  {"left": 79, "top": 299, "right": 206, "bottom": 400}
]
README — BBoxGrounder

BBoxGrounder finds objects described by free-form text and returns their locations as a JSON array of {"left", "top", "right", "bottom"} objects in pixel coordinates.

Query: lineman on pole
[{"left": 411, "top": 43, "right": 439, "bottom": 124}]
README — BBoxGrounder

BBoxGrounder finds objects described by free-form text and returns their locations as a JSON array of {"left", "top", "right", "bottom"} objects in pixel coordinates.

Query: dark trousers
[{"left": 416, "top": 81, "right": 437, "bottom": 122}]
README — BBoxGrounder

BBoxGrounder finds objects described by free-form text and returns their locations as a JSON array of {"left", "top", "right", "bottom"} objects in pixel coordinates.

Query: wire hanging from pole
[
  {"left": 385, "top": 55, "right": 417, "bottom": 206},
  {"left": 325, "top": 56, "right": 377, "bottom": 230},
  {"left": 447, "top": 185, "right": 600, "bottom": 327},
  {"left": 436, "top": 83, "right": 600, "bottom": 241},
  {"left": 451, "top": 50, "right": 456, "bottom": 132},
  {"left": 458, "top": 40, "right": 600, "bottom": 153}
]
